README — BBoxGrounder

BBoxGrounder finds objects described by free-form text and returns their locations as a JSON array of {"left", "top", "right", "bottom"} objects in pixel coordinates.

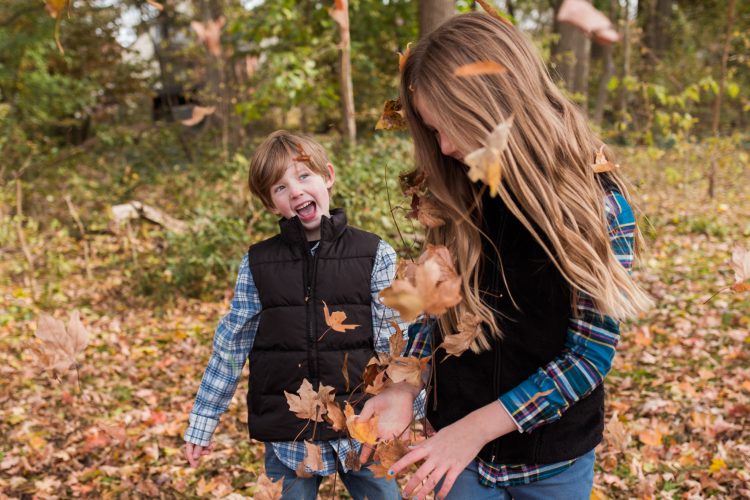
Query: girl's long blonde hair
[{"left": 400, "top": 13, "right": 652, "bottom": 351}]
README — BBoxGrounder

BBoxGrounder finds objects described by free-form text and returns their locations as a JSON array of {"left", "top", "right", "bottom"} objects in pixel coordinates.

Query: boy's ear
[{"left": 325, "top": 163, "right": 335, "bottom": 188}]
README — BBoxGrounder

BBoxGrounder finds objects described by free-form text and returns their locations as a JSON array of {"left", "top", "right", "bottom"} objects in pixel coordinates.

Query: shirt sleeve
[
  {"left": 184, "top": 254, "right": 261, "bottom": 446},
  {"left": 371, "top": 240, "right": 406, "bottom": 353},
  {"left": 498, "top": 193, "right": 635, "bottom": 433}
]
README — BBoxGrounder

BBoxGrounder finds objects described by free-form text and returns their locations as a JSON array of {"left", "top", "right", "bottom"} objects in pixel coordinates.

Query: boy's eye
[
  {"left": 274, "top": 185, "right": 284, "bottom": 193},
  {"left": 300, "top": 173, "right": 309, "bottom": 180}
]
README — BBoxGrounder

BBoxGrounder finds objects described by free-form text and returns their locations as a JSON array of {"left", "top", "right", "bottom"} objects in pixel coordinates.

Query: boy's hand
[
  {"left": 358, "top": 381, "right": 419, "bottom": 464},
  {"left": 184, "top": 441, "right": 214, "bottom": 467}
]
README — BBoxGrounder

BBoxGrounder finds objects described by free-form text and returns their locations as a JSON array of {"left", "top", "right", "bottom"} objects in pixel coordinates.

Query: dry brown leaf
[
  {"left": 254, "top": 473, "right": 283, "bottom": 500},
  {"left": 303, "top": 441, "right": 325, "bottom": 472},
  {"left": 439, "top": 313, "right": 483, "bottom": 358},
  {"left": 365, "top": 369, "right": 387, "bottom": 396},
  {"left": 604, "top": 412, "right": 631, "bottom": 452},
  {"left": 180, "top": 106, "right": 216, "bottom": 127},
  {"left": 475, "top": 0, "right": 514, "bottom": 26},
  {"left": 190, "top": 17, "right": 225, "bottom": 57},
  {"left": 388, "top": 322, "right": 406, "bottom": 357},
  {"left": 146, "top": 0, "right": 164, "bottom": 11},
  {"left": 398, "top": 43, "right": 412, "bottom": 73},
  {"left": 324, "top": 401, "right": 346, "bottom": 432},
  {"left": 380, "top": 246, "right": 462, "bottom": 322},
  {"left": 33, "top": 310, "right": 90, "bottom": 372},
  {"left": 731, "top": 245, "right": 750, "bottom": 292},
  {"left": 45, "top": 0, "right": 67, "bottom": 18},
  {"left": 638, "top": 428, "right": 663, "bottom": 447},
  {"left": 323, "top": 301, "right": 360, "bottom": 333},
  {"left": 453, "top": 61, "right": 507, "bottom": 77},
  {"left": 284, "top": 379, "right": 326, "bottom": 422},
  {"left": 464, "top": 117, "right": 513, "bottom": 197},
  {"left": 369, "top": 438, "right": 411, "bottom": 479},
  {"left": 399, "top": 169, "right": 426, "bottom": 197},
  {"left": 409, "top": 193, "right": 445, "bottom": 228},
  {"left": 342, "top": 352, "right": 350, "bottom": 392},
  {"left": 375, "top": 99, "right": 407, "bottom": 131},
  {"left": 386, "top": 356, "right": 431, "bottom": 388},
  {"left": 345, "top": 402, "right": 379, "bottom": 445},
  {"left": 591, "top": 145, "right": 620, "bottom": 173}
]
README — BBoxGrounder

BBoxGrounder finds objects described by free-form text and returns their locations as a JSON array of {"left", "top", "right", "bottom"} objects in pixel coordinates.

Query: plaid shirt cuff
[{"left": 184, "top": 414, "right": 220, "bottom": 446}]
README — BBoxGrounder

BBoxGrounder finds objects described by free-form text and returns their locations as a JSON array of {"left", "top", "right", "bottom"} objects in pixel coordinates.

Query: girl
[{"left": 358, "top": 12, "right": 651, "bottom": 500}]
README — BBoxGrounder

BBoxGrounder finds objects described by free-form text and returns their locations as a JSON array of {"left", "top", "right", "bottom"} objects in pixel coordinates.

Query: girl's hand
[
  {"left": 390, "top": 401, "right": 518, "bottom": 499},
  {"left": 358, "top": 382, "right": 419, "bottom": 464},
  {"left": 184, "top": 441, "right": 214, "bottom": 467}
]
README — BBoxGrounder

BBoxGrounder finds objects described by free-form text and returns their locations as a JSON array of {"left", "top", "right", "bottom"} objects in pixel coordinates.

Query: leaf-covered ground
[{"left": 1, "top": 145, "right": 749, "bottom": 498}]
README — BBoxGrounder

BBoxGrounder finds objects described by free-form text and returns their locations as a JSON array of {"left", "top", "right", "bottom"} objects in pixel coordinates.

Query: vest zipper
[{"left": 305, "top": 242, "right": 321, "bottom": 387}]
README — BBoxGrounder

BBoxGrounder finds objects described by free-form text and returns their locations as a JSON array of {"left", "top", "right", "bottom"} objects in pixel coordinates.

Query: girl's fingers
[
  {"left": 399, "top": 451, "right": 434, "bottom": 497},
  {"left": 413, "top": 465, "right": 447, "bottom": 500},
  {"left": 436, "top": 467, "right": 461, "bottom": 500},
  {"left": 358, "top": 443, "right": 374, "bottom": 464},
  {"left": 390, "top": 445, "right": 429, "bottom": 476}
]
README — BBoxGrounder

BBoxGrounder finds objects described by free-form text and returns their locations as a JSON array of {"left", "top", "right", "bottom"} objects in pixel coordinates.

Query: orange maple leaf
[
  {"left": 324, "top": 401, "right": 347, "bottom": 432},
  {"left": 386, "top": 355, "right": 431, "bottom": 388},
  {"left": 345, "top": 402, "right": 379, "bottom": 445},
  {"left": 591, "top": 145, "right": 620, "bottom": 173},
  {"left": 453, "top": 61, "right": 507, "bottom": 77},
  {"left": 369, "top": 438, "right": 411, "bottom": 479},
  {"left": 388, "top": 322, "right": 406, "bottom": 357},
  {"left": 320, "top": 301, "right": 360, "bottom": 340},
  {"left": 254, "top": 473, "right": 283, "bottom": 500},
  {"left": 32, "top": 310, "right": 90, "bottom": 372},
  {"left": 439, "top": 313, "right": 483, "bottom": 358},
  {"left": 284, "top": 379, "right": 334, "bottom": 422}
]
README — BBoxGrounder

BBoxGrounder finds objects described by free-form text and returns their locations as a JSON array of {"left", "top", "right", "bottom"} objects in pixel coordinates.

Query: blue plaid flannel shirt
[
  {"left": 185, "top": 239, "right": 405, "bottom": 475},
  {"left": 405, "top": 192, "right": 637, "bottom": 487}
]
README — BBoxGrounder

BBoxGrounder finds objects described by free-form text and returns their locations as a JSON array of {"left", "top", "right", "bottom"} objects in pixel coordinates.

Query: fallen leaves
[
  {"left": 380, "top": 245, "right": 462, "bottom": 322},
  {"left": 30, "top": 310, "right": 90, "bottom": 372},
  {"left": 592, "top": 145, "right": 621, "bottom": 173},
  {"left": 464, "top": 116, "right": 514, "bottom": 196},
  {"left": 254, "top": 473, "right": 283, "bottom": 499},
  {"left": 731, "top": 245, "right": 750, "bottom": 292}
]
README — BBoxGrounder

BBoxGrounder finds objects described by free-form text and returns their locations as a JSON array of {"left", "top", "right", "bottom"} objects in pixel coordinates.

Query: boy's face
[{"left": 269, "top": 161, "right": 335, "bottom": 241}]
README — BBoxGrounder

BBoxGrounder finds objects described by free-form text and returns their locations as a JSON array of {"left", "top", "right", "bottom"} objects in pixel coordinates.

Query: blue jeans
[
  {"left": 441, "top": 450, "right": 596, "bottom": 500},
  {"left": 263, "top": 444, "right": 400, "bottom": 500}
]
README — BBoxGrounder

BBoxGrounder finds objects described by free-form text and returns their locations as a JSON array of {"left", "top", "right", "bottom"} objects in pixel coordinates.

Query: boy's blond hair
[{"left": 248, "top": 130, "right": 332, "bottom": 209}]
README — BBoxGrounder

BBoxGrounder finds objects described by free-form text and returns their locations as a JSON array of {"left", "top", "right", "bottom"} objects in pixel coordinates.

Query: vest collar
[{"left": 279, "top": 208, "right": 348, "bottom": 246}]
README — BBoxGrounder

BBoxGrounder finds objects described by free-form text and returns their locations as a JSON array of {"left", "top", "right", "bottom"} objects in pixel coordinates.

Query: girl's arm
[{"left": 370, "top": 240, "right": 406, "bottom": 353}]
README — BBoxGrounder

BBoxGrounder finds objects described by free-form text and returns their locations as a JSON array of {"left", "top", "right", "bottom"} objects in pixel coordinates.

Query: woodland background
[{"left": 1, "top": 0, "right": 749, "bottom": 498}]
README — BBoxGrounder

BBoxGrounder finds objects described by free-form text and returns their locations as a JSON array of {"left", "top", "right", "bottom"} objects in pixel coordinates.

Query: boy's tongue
[{"left": 297, "top": 202, "right": 317, "bottom": 222}]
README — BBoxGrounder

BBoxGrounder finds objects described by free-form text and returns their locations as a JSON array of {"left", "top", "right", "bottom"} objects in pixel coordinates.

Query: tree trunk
[
  {"left": 552, "top": 1, "right": 591, "bottom": 108},
  {"left": 418, "top": 0, "right": 455, "bottom": 38},
  {"left": 642, "top": 0, "right": 673, "bottom": 59},
  {"left": 617, "top": 0, "right": 631, "bottom": 123},
  {"left": 332, "top": 0, "right": 356, "bottom": 145},
  {"left": 593, "top": 0, "right": 618, "bottom": 124},
  {"left": 707, "top": 0, "right": 736, "bottom": 199}
]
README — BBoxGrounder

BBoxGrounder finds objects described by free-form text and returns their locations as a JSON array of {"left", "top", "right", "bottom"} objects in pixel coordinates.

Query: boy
[{"left": 184, "top": 130, "right": 402, "bottom": 500}]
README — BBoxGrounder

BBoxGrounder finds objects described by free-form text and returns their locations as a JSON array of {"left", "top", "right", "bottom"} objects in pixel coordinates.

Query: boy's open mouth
[{"left": 295, "top": 201, "right": 317, "bottom": 222}]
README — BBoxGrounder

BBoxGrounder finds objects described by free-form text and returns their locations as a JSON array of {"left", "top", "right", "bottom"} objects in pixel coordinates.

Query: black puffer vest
[
  {"left": 246, "top": 209, "right": 380, "bottom": 442},
  {"left": 426, "top": 191, "right": 605, "bottom": 464}
]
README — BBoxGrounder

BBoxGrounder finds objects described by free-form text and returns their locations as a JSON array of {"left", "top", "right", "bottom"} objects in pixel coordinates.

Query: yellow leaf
[
  {"left": 464, "top": 117, "right": 513, "bottom": 197},
  {"left": 375, "top": 99, "right": 407, "bottom": 131},
  {"left": 28, "top": 435, "right": 48, "bottom": 450},
  {"left": 708, "top": 457, "right": 726, "bottom": 474},
  {"left": 453, "top": 61, "right": 507, "bottom": 77},
  {"left": 345, "top": 402, "right": 378, "bottom": 445}
]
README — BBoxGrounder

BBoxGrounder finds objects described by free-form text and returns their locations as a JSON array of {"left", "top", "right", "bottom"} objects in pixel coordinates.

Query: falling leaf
[
  {"left": 386, "top": 356, "right": 431, "bottom": 388},
  {"left": 453, "top": 61, "right": 507, "bottom": 77},
  {"left": 45, "top": 0, "right": 67, "bottom": 18},
  {"left": 322, "top": 301, "right": 360, "bottom": 333},
  {"left": 399, "top": 169, "right": 426, "bottom": 197},
  {"left": 190, "top": 17, "right": 225, "bottom": 57},
  {"left": 380, "top": 246, "right": 462, "bottom": 322},
  {"left": 345, "top": 402, "right": 379, "bottom": 445},
  {"left": 369, "top": 438, "right": 410, "bottom": 479},
  {"left": 439, "top": 313, "right": 483, "bottom": 358},
  {"left": 32, "top": 310, "right": 90, "bottom": 372},
  {"left": 388, "top": 322, "right": 406, "bottom": 357},
  {"left": 591, "top": 145, "right": 620, "bottom": 173},
  {"left": 409, "top": 193, "right": 445, "bottom": 228},
  {"left": 475, "top": 0, "right": 514, "bottom": 26},
  {"left": 375, "top": 99, "right": 407, "bottom": 131},
  {"left": 254, "top": 473, "right": 283, "bottom": 499},
  {"left": 638, "top": 428, "right": 663, "bottom": 447},
  {"left": 284, "top": 379, "right": 328, "bottom": 422},
  {"left": 464, "top": 117, "right": 514, "bottom": 197},
  {"left": 146, "top": 0, "right": 164, "bottom": 12},
  {"left": 324, "top": 401, "right": 346, "bottom": 432},
  {"left": 731, "top": 246, "right": 750, "bottom": 292},
  {"left": 398, "top": 43, "right": 412, "bottom": 73},
  {"left": 342, "top": 352, "right": 350, "bottom": 391},
  {"left": 303, "top": 441, "right": 325, "bottom": 472},
  {"left": 180, "top": 106, "right": 215, "bottom": 127}
]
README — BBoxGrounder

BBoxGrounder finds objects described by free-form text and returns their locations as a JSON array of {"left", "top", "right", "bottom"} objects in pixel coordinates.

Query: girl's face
[{"left": 414, "top": 94, "right": 465, "bottom": 163}]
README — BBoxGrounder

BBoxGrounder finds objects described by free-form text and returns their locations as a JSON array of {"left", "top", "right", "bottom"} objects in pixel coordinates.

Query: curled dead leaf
[
  {"left": 591, "top": 145, "right": 620, "bottom": 173},
  {"left": 324, "top": 401, "right": 346, "bottom": 432},
  {"left": 439, "top": 313, "right": 483, "bottom": 358},
  {"left": 375, "top": 99, "right": 407, "bottom": 131}
]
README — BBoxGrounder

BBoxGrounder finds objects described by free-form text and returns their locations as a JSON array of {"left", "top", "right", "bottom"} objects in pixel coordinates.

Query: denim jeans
[
  {"left": 263, "top": 444, "right": 400, "bottom": 500},
  {"left": 441, "top": 450, "right": 596, "bottom": 500}
]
